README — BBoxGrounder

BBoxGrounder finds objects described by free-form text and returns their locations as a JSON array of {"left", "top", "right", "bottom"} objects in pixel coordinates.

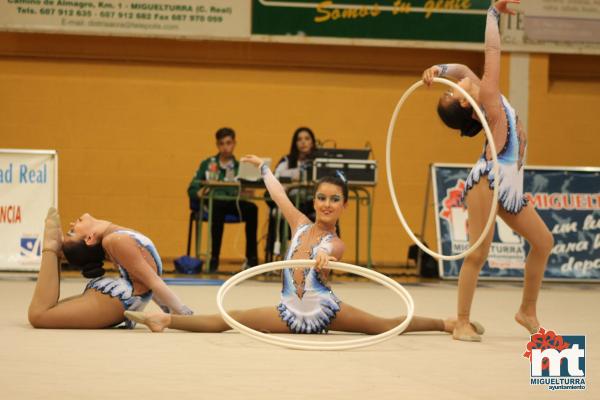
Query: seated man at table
[{"left": 187, "top": 127, "right": 258, "bottom": 272}]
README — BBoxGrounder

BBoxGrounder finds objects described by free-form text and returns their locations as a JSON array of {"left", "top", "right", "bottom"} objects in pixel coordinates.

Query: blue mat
[{"left": 163, "top": 278, "right": 224, "bottom": 286}]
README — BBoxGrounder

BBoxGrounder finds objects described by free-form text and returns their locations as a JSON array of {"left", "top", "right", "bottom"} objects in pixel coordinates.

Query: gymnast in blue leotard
[
  {"left": 28, "top": 209, "right": 192, "bottom": 329},
  {"left": 277, "top": 222, "right": 341, "bottom": 333},
  {"left": 421, "top": 0, "right": 554, "bottom": 342},
  {"left": 126, "top": 158, "right": 477, "bottom": 337}
]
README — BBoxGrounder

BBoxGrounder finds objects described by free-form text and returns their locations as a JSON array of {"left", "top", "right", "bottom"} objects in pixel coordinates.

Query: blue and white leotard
[
  {"left": 277, "top": 223, "right": 341, "bottom": 334},
  {"left": 84, "top": 230, "right": 163, "bottom": 328},
  {"left": 464, "top": 95, "right": 528, "bottom": 214}
]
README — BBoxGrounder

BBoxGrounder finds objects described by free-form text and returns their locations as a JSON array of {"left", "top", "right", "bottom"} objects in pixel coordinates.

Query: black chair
[{"left": 186, "top": 198, "right": 241, "bottom": 257}]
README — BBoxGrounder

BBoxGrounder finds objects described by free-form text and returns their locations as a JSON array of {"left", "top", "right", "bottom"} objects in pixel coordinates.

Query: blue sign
[{"left": 432, "top": 164, "right": 600, "bottom": 281}]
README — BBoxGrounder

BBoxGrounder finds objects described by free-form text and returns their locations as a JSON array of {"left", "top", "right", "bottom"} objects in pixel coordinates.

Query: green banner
[{"left": 252, "top": 0, "right": 491, "bottom": 44}]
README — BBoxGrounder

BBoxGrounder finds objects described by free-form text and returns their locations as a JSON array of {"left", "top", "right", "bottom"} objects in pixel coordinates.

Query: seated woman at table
[
  {"left": 125, "top": 157, "right": 484, "bottom": 337},
  {"left": 266, "top": 127, "right": 318, "bottom": 261},
  {"left": 274, "top": 127, "right": 317, "bottom": 182},
  {"left": 28, "top": 209, "right": 193, "bottom": 329}
]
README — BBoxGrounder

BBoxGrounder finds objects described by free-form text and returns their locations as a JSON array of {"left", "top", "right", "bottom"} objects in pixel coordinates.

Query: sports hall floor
[{"left": 1, "top": 272, "right": 597, "bottom": 400}]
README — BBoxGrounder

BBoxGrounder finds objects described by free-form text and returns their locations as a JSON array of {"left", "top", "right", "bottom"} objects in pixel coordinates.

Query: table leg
[
  {"left": 364, "top": 188, "right": 373, "bottom": 269},
  {"left": 351, "top": 187, "right": 373, "bottom": 269},
  {"left": 353, "top": 188, "right": 360, "bottom": 266},
  {"left": 206, "top": 192, "right": 214, "bottom": 263},
  {"left": 196, "top": 195, "right": 205, "bottom": 260},
  {"left": 275, "top": 208, "right": 284, "bottom": 259}
]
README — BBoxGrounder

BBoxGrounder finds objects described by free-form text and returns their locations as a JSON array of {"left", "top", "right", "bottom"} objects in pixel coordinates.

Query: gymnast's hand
[
  {"left": 422, "top": 65, "right": 440, "bottom": 87},
  {"left": 43, "top": 207, "right": 63, "bottom": 254},
  {"left": 240, "top": 155, "right": 263, "bottom": 168},
  {"left": 314, "top": 250, "right": 336, "bottom": 273},
  {"left": 493, "top": 0, "right": 519, "bottom": 15}
]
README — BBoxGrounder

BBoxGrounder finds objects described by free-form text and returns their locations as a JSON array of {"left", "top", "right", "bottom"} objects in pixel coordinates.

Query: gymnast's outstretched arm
[
  {"left": 103, "top": 235, "right": 193, "bottom": 315},
  {"left": 479, "top": 5, "right": 503, "bottom": 121},
  {"left": 421, "top": 2, "right": 518, "bottom": 90},
  {"left": 422, "top": 64, "right": 481, "bottom": 86},
  {"left": 479, "top": 1, "right": 520, "bottom": 157},
  {"left": 241, "top": 154, "right": 308, "bottom": 232}
]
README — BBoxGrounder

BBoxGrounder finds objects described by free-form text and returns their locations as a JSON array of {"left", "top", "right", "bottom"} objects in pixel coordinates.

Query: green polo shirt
[{"left": 187, "top": 154, "right": 240, "bottom": 200}]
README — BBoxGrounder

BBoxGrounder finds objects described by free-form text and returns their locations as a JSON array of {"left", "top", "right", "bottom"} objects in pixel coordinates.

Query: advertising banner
[
  {"left": 252, "top": 0, "right": 490, "bottom": 46},
  {"left": 0, "top": 150, "right": 57, "bottom": 272},
  {"left": 0, "top": 0, "right": 250, "bottom": 40},
  {"left": 432, "top": 164, "right": 600, "bottom": 281}
]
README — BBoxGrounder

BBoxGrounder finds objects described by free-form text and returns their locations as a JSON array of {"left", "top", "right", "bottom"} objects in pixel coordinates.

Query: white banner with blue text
[{"left": 0, "top": 150, "right": 57, "bottom": 272}]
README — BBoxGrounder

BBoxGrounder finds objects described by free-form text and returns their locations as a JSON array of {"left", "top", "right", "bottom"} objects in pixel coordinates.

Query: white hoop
[
  {"left": 216, "top": 260, "right": 414, "bottom": 351},
  {"left": 385, "top": 77, "right": 500, "bottom": 261}
]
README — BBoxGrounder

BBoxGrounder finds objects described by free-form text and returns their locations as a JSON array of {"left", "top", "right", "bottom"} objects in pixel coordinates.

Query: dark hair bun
[
  {"left": 437, "top": 98, "right": 483, "bottom": 138},
  {"left": 80, "top": 262, "right": 106, "bottom": 279},
  {"left": 63, "top": 241, "right": 106, "bottom": 278},
  {"left": 460, "top": 118, "right": 483, "bottom": 137}
]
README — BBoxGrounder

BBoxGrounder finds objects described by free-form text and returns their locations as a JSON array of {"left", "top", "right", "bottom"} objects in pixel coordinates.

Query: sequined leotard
[
  {"left": 84, "top": 230, "right": 162, "bottom": 328},
  {"left": 464, "top": 95, "right": 528, "bottom": 214},
  {"left": 277, "top": 223, "right": 341, "bottom": 334}
]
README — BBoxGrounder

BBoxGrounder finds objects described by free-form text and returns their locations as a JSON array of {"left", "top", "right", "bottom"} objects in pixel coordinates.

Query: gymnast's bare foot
[
  {"left": 515, "top": 311, "right": 540, "bottom": 334},
  {"left": 125, "top": 311, "right": 171, "bottom": 332},
  {"left": 43, "top": 207, "right": 63, "bottom": 253},
  {"left": 451, "top": 319, "right": 483, "bottom": 342},
  {"left": 445, "top": 318, "right": 485, "bottom": 336}
]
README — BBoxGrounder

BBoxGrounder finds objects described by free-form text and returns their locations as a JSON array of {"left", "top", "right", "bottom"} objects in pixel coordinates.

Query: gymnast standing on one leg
[
  {"left": 127, "top": 158, "right": 480, "bottom": 336},
  {"left": 422, "top": 0, "right": 553, "bottom": 341},
  {"left": 28, "top": 209, "right": 193, "bottom": 329}
]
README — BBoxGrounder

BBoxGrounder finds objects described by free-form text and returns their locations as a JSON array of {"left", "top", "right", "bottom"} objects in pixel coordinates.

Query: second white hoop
[
  {"left": 385, "top": 77, "right": 499, "bottom": 261},
  {"left": 216, "top": 260, "right": 415, "bottom": 351}
]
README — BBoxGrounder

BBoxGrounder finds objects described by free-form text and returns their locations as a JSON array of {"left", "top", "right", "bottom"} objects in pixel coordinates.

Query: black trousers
[{"left": 210, "top": 200, "right": 258, "bottom": 260}]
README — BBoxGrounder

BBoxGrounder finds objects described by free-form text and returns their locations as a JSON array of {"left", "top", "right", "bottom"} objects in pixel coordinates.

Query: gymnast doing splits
[{"left": 126, "top": 156, "right": 483, "bottom": 337}]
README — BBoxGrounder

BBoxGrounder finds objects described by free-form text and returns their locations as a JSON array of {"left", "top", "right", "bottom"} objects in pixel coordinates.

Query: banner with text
[
  {"left": 0, "top": 0, "right": 250, "bottom": 39},
  {"left": 0, "top": 150, "right": 57, "bottom": 272},
  {"left": 432, "top": 164, "right": 600, "bottom": 281},
  {"left": 252, "top": 0, "right": 490, "bottom": 45}
]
